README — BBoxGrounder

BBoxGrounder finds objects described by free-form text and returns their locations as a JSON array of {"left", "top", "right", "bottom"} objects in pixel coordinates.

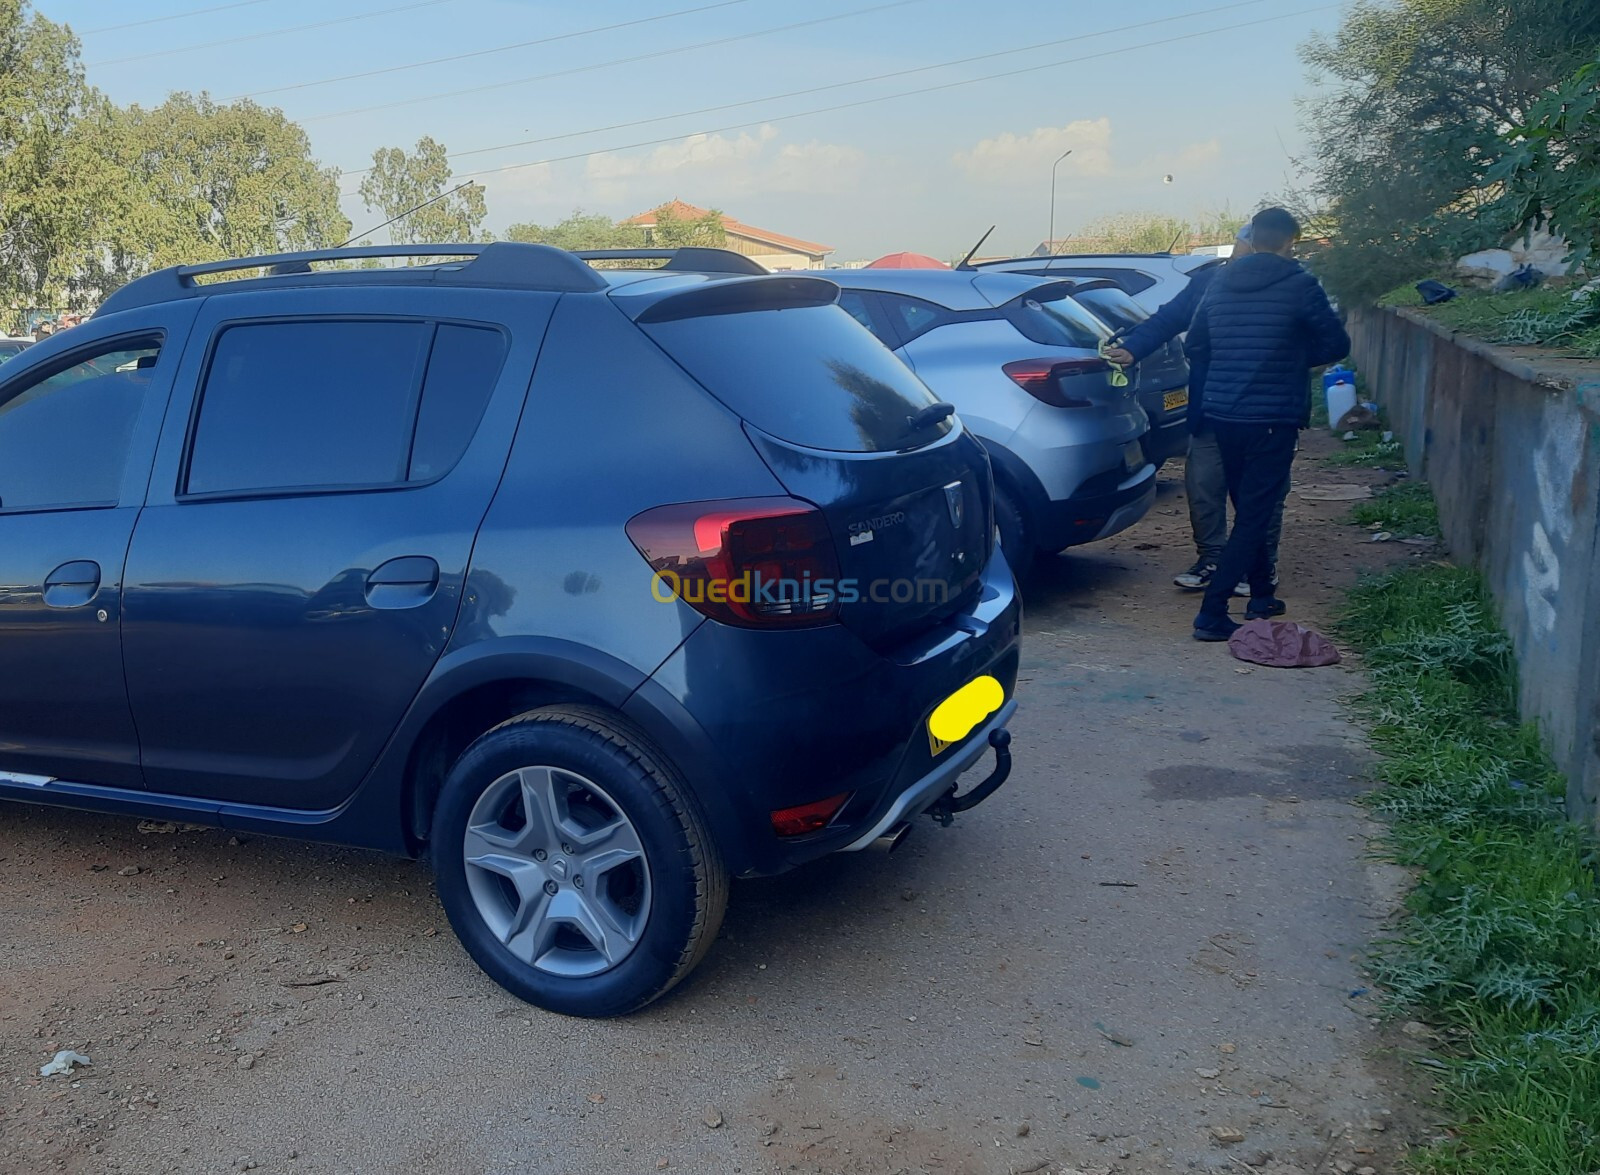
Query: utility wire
[
  {"left": 87, "top": 0, "right": 450, "bottom": 67},
  {"left": 230, "top": 0, "right": 756, "bottom": 101},
  {"left": 337, "top": 4, "right": 1334, "bottom": 193},
  {"left": 82, "top": 0, "right": 274, "bottom": 35},
  {"left": 339, "top": 0, "right": 1274, "bottom": 176},
  {"left": 303, "top": 0, "right": 926, "bottom": 123},
  {"left": 341, "top": 181, "right": 479, "bottom": 246}
]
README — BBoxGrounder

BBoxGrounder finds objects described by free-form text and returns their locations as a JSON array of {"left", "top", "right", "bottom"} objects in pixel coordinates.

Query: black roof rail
[
  {"left": 572, "top": 247, "right": 768, "bottom": 276},
  {"left": 94, "top": 242, "right": 605, "bottom": 318}
]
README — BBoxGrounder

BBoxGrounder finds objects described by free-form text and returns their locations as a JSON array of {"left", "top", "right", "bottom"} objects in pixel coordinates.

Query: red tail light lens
[
  {"left": 1003, "top": 358, "right": 1109, "bottom": 408},
  {"left": 771, "top": 792, "right": 851, "bottom": 837},
  {"left": 625, "top": 497, "right": 843, "bottom": 628}
]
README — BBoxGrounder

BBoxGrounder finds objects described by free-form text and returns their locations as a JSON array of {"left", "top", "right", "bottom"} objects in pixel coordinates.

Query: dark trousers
[
  {"left": 1187, "top": 427, "right": 1287, "bottom": 565},
  {"left": 1198, "top": 422, "right": 1298, "bottom": 623}
]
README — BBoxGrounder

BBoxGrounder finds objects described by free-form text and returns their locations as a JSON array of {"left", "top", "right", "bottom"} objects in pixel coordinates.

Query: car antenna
[
  {"left": 955, "top": 225, "right": 995, "bottom": 271},
  {"left": 337, "top": 181, "right": 478, "bottom": 248},
  {"left": 1165, "top": 227, "right": 1186, "bottom": 254}
]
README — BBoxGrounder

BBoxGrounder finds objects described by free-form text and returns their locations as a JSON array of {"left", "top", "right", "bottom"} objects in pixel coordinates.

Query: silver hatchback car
[{"left": 827, "top": 269, "right": 1156, "bottom": 565}]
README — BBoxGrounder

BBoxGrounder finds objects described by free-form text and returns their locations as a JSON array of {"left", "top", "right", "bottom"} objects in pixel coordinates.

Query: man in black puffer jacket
[{"left": 1183, "top": 207, "right": 1349, "bottom": 641}]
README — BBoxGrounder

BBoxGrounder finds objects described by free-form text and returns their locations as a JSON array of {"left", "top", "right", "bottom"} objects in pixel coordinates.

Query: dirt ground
[{"left": 1, "top": 432, "right": 1439, "bottom": 1175}]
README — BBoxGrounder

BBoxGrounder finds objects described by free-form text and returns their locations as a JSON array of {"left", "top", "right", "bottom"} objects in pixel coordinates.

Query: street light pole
[{"left": 1048, "top": 149, "right": 1073, "bottom": 255}]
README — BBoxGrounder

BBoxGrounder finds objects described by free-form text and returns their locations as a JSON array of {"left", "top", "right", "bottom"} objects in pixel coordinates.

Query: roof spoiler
[
  {"left": 631, "top": 275, "right": 839, "bottom": 324},
  {"left": 94, "top": 242, "right": 607, "bottom": 317}
]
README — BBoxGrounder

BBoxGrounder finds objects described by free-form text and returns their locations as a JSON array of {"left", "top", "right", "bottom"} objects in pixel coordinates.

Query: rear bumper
[
  {"left": 1036, "top": 460, "right": 1158, "bottom": 550},
  {"left": 1142, "top": 412, "right": 1189, "bottom": 464},
  {"left": 623, "top": 551, "right": 1023, "bottom": 877},
  {"left": 837, "top": 703, "right": 1016, "bottom": 850}
]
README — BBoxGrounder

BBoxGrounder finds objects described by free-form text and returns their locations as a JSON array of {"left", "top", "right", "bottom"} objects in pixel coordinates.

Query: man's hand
[{"left": 1102, "top": 346, "right": 1134, "bottom": 367}]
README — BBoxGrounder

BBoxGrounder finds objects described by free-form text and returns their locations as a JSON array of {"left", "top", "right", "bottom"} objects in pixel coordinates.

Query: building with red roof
[{"left": 623, "top": 200, "right": 833, "bottom": 270}]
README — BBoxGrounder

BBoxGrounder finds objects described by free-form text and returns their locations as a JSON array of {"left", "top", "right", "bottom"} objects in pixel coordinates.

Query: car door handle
[
  {"left": 364, "top": 556, "right": 440, "bottom": 609},
  {"left": 43, "top": 560, "right": 102, "bottom": 608}
]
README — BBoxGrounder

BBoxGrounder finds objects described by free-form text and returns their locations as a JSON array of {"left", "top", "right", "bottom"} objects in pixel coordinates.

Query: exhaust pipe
[{"left": 871, "top": 822, "right": 911, "bottom": 853}]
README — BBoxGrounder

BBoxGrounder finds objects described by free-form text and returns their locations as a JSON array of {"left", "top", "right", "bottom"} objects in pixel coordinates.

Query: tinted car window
[
  {"left": 0, "top": 340, "right": 160, "bottom": 511},
  {"left": 835, "top": 290, "right": 878, "bottom": 334},
  {"left": 1006, "top": 292, "right": 1112, "bottom": 350},
  {"left": 408, "top": 324, "right": 507, "bottom": 481},
  {"left": 643, "top": 304, "right": 946, "bottom": 453},
  {"left": 1070, "top": 286, "right": 1149, "bottom": 332},
  {"left": 880, "top": 296, "right": 948, "bottom": 341},
  {"left": 0, "top": 340, "right": 28, "bottom": 365},
  {"left": 187, "top": 321, "right": 433, "bottom": 495}
]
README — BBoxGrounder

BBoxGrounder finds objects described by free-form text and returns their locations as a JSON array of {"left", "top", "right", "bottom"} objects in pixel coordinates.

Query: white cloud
[
  {"left": 952, "top": 118, "right": 1114, "bottom": 181},
  {"left": 585, "top": 126, "right": 780, "bottom": 182}
]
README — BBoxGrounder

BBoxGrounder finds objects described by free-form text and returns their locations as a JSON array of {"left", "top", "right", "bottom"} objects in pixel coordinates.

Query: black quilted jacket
[{"left": 1183, "top": 253, "right": 1350, "bottom": 427}]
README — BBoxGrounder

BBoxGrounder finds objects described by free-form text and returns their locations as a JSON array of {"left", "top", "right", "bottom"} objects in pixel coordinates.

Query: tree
[
  {"left": 504, "top": 210, "right": 644, "bottom": 250},
  {"left": 1072, "top": 212, "right": 1191, "bottom": 254},
  {"left": 648, "top": 203, "right": 726, "bottom": 248},
  {"left": 0, "top": 0, "right": 96, "bottom": 310},
  {"left": 358, "top": 136, "right": 486, "bottom": 245},
  {"left": 1493, "top": 58, "right": 1600, "bottom": 269},
  {"left": 1297, "top": 0, "right": 1600, "bottom": 302},
  {"left": 1193, "top": 206, "right": 1249, "bottom": 246},
  {"left": 81, "top": 93, "right": 349, "bottom": 292}
]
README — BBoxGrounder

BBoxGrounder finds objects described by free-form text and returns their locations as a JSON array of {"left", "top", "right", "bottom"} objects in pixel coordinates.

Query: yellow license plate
[
  {"left": 1163, "top": 388, "right": 1189, "bottom": 411},
  {"left": 927, "top": 675, "right": 1005, "bottom": 756}
]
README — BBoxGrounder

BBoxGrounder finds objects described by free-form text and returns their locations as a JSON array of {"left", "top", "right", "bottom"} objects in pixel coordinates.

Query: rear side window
[
  {"left": 879, "top": 295, "right": 951, "bottom": 342},
  {"left": 1006, "top": 293, "right": 1111, "bottom": 350},
  {"left": 409, "top": 325, "right": 507, "bottom": 481},
  {"left": 642, "top": 304, "right": 946, "bottom": 453},
  {"left": 185, "top": 320, "right": 506, "bottom": 496}
]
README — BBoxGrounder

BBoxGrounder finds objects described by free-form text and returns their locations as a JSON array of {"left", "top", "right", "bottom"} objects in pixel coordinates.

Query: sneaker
[
  {"left": 1233, "top": 567, "right": 1280, "bottom": 598},
  {"left": 1192, "top": 615, "right": 1241, "bottom": 642},
  {"left": 1174, "top": 560, "right": 1217, "bottom": 591},
  {"left": 1245, "top": 597, "right": 1287, "bottom": 620}
]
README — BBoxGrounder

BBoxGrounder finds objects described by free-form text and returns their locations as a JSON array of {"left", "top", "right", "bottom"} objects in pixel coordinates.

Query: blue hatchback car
[{"left": 0, "top": 243, "right": 1021, "bottom": 1016}]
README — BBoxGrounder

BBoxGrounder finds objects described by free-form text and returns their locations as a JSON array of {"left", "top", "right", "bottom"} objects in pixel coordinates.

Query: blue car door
[
  {"left": 119, "top": 285, "right": 556, "bottom": 811},
  {"left": 0, "top": 306, "right": 196, "bottom": 789}
]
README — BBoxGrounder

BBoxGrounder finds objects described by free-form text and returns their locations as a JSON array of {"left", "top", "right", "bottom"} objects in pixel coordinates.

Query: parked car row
[
  {"left": 823, "top": 263, "right": 1195, "bottom": 565},
  {"left": 0, "top": 241, "right": 1206, "bottom": 1017}
]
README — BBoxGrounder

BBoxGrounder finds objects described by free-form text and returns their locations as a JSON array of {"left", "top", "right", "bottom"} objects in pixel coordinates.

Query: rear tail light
[
  {"left": 771, "top": 792, "right": 851, "bottom": 837},
  {"left": 625, "top": 497, "right": 843, "bottom": 628},
  {"left": 1003, "top": 358, "right": 1108, "bottom": 408}
]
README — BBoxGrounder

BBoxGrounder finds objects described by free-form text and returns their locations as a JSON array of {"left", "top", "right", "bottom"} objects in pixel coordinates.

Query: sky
[{"left": 40, "top": 0, "right": 1345, "bottom": 261}]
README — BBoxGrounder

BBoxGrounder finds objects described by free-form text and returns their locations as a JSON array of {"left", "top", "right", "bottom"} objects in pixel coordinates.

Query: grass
[
  {"left": 1350, "top": 480, "right": 1440, "bottom": 538},
  {"left": 1339, "top": 564, "right": 1600, "bottom": 1174},
  {"left": 1378, "top": 284, "right": 1600, "bottom": 358},
  {"left": 1327, "top": 432, "right": 1406, "bottom": 467}
]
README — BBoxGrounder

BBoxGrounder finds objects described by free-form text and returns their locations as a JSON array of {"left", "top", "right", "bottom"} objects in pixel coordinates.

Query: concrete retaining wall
[{"left": 1348, "top": 307, "right": 1600, "bottom": 826}]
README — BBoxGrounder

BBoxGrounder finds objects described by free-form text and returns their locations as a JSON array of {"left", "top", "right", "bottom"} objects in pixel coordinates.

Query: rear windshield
[
  {"left": 1070, "top": 286, "right": 1149, "bottom": 331},
  {"left": 642, "top": 303, "right": 949, "bottom": 453},
  {"left": 1006, "top": 292, "right": 1112, "bottom": 350}
]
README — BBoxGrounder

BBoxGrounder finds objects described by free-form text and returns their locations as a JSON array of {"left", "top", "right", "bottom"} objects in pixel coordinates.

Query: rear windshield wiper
[{"left": 904, "top": 401, "right": 955, "bottom": 438}]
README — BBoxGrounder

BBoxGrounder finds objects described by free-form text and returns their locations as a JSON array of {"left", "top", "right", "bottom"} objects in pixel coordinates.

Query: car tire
[
  {"left": 993, "top": 483, "right": 1037, "bottom": 575},
  {"left": 431, "top": 704, "right": 728, "bottom": 1018}
]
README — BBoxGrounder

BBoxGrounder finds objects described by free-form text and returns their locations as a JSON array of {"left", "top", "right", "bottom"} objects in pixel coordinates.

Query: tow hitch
[{"left": 927, "top": 728, "right": 1012, "bottom": 828}]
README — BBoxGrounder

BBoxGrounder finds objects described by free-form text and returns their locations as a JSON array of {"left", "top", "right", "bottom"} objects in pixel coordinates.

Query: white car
[{"left": 969, "top": 253, "right": 1223, "bottom": 315}]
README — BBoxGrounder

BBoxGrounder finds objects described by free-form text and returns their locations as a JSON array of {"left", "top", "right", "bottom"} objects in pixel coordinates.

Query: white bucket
[{"left": 1325, "top": 380, "right": 1356, "bottom": 429}]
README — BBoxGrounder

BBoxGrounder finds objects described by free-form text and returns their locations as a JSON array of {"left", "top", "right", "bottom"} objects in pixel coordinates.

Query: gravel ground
[{"left": 2, "top": 435, "right": 1435, "bottom": 1174}]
